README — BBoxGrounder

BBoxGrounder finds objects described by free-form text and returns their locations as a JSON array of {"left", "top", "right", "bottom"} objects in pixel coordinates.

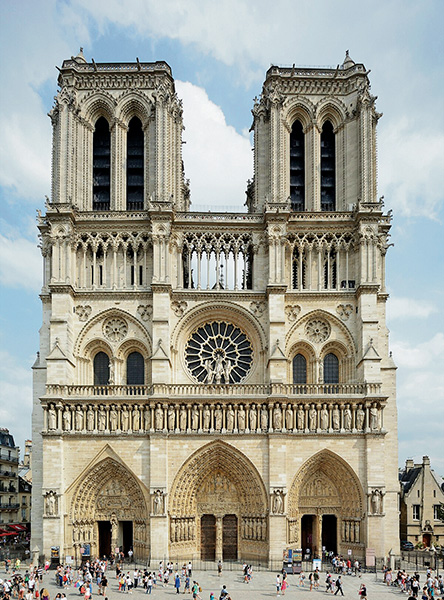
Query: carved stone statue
[
  {"left": 286, "top": 405, "right": 293, "bottom": 430},
  {"left": 179, "top": 405, "right": 187, "bottom": 430},
  {"left": 214, "top": 405, "right": 222, "bottom": 430},
  {"left": 191, "top": 404, "right": 199, "bottom": 430},
  {"left": 203, "top": 405, "right": 211, "bottom": 430},
  {"left": 320, "top": 405, "right": 329, "bottom": 430},
  {"left": 168, "top": 406, "right": 175, "bottom": 431},
  {"left": 132, "top": 405, "right": 140, "bottom": 431},
  {"left": 75, "top": 406, "right": 83, "bottom": 430},
  {"left": 297, "top": 406, "right": 305, "bottom": 430},
  {"left": 155, "top": 404, "right": 163, "bottom": 430},
  {"left": 354, "top": 520, "right": 360, "bottom": 542},
  {"left": 153, "top": 490, "right": 164, "bottom": 515},
  {"left": 48, "top": 405, "right": 57, "bottom": 430},
  {"left": 273, "top": 404, "right": 282, "bottom": 430},
  {"left": 309, "top": 405, "right": 317, "bottom": 430},
  {"left": 332, "top": 406, "right": 340, "bottom": 430},
  {"left": 110, "top": 513, "right": 118, "bottom": 548},
  {"left": 371, "top": 489, "right": 383, "bottom": 514},
  {"left": 109, "top": 406, "right": 118, "bottom": 431},
  {"left": 370, "top": 405, "right": 379, "bottom": 430},
  {"left": 63, "top": 407, "right": 71, "bottom": 431},
  {"left": 238, "top": 405, "right": 246, "bottom": 431},
  {"left": 144, "top": 405, "right": 151, "bottom": 431},
  {"left": 121, "top": 406, "right": 129, "bottom": 431},
  {"left": 356, "top": 405, "right": 365, "bottom": 430},
  {"left": 98, "top": 406, "right": 106, "bottom": 431},
  {"left": 45, "top": 491, "right": 57, "bottom": 516},
  {"left": 86, "top": 406, "right": 94, "bottom": 431},
  {"left": 204, "top": 359, "right": 214, "bottom": 384},
  {"left": 344, "top": 406, "right": 352, "bottom": 430},
  {"left": 260, "top": 406, "right": 268, "bottom": 430},
  {"left": 226, "top": 405, "right": 234, "bottom": 431},
  {"left": 272, "top": 489, "right": 284, "bottom": 514},
  {"left": 249, "top": 404, "right": 257, "bottom": 430},
  {"left": 108, "top": 359, "right": 115, "bottom": 385}
]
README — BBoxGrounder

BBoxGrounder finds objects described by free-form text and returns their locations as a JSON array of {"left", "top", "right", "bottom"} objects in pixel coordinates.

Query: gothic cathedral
[{"left": 32, "top": 50, "right": 399, "bottom": 564}]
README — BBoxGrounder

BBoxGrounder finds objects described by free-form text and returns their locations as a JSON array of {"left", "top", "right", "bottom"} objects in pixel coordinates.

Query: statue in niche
[
  {"left": 86, "top": 406, "right": 94, "bottom": 431},
  {"left": 249, "top": 404, "right": 257, "bottom": 430},
  {"left": 344, "top": 405, "right": 352, "bottom": 430},
  {"left": 214, "top": 405, "right": 222, "bottom": 430},
  {"left": 320, "top": 405, "right": 329, "bottom": 430},
  {"left": 48, "top": 404, "right": 57, "bottom": 430},
  {"left": 238, "top": 405, "right": 246, "bottom": 430},
  {"left": 108, "top": 359, "right": 115, "bottom": 385},
  {"left": 203, "top": 405, "right": 211, "bottom": 430},
  {"left": 98, "top": 406, "right": 106, "bottom": 431},
  {"left": 354, "top": 521, "right": 360, "bottom": 542},
  {"left": 179, "top": 405, "right": 187, "bottom": 431},
  {"left": 63, "top": 407, "right": 71, "bottom": 431},
  {"left": 121, "top": 405, "right": 129, "bottom": 431},
  {"left": 191, "top": 404, "right": 199, "bottom": 430},
  {"left": 75, "top": 406, "right": 83, "bottom": 430},
  {"left": 286, "top": 404, "right": 293, "bottom": 430},
  {"left": 45, "top": 491, "right": 58, "bottom": 516},
  {"left": 168, "top": 405, "right": 175, "bottom": 431},
  {"left": 370, "top": 405, "right": 379, "bottom": 430},
  {"left": 273, "top": 404, "right": 282, "bottom": 429},
  {"left": 356, "top": 405, "right": 365, "bottom": 430},
  {"left": 226, "top": 405, "right": 234, "bottom": 431},
  {"left": 297, "top": 406, "right": 305, "bottom": 430},
  {"left": 309, "top": 405, "right": 317, "bottom": 430},
  {"left": 155, "top": 404, "right": 163, "bottom": 430},
  {"left": 110, "top": 513, "right": 118, "bottom": 548},
  {"left": 272, "top": 489, "right": 284, "bottom": 514},
  {"left": 132, "top": 405, "right": 140, "bottom": 431},
  {"left": 109, "top": 405, "right": 118, "bottom": 431},
  {"left": 332, "top": 405, "right": 340, "bottom": 430},
  {"left": 260, "top": 405, "right": 268, "bottom": 430},
  {"left": 153, "top": 490, "right": 165, "bottom": 515},
  {"left": 371, "top": 489, "right": 383, "bottom": 514},
  {"left": 143, "top": 405, "right": 151, "bottom": 430}
]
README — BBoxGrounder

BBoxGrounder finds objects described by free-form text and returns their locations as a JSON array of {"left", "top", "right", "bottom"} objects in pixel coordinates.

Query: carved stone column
[{"left": 215, "top": 516, "right": 223, "bottom": 562}]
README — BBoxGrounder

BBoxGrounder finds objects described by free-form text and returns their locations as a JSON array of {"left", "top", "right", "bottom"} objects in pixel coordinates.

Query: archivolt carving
[
  {"left": 316, "top": 97, "right": 348, "bottom": 130},
  {"left": 80, "top": 91, "right": 117, "bottom": 125},
  {"left": 288, "top": 450, "right": 363, "bottom": 518},
  {"left": 169, "top": 441, "right": 267, "bottom": 518},
  {"left": 70, "top": 457, "right": 148, "bottom": 523},
  {"left": 116, "top": 90, "right": 153, "bottom": 127}
]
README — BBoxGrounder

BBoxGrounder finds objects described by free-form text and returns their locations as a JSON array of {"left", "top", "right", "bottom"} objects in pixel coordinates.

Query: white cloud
[
  {"left": 177, "top": 81, "right": 252, "bottom": 208},
  {"left": 0, "top": 234, "right": 42, "bottom": 292},
  {"left": 0, "top": 350, "right": 33, "bottom": 454},
  {"left": 387, "top": 296, "right": 438, "bottom": 321},
  {"left": 379, "top": 119, "right": 444, "bottom": 219}
]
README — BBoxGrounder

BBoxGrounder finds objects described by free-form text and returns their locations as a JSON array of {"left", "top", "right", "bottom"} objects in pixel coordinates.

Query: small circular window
[{"left": 185, "top": 321, "right": 253, "bottom": 384}]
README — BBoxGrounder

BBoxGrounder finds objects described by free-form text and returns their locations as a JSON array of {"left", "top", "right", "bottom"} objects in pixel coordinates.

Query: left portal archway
[
  {"left": 169, "top": 441, "right": 268, "bottom": 562},
  {"left": 70, "top": 457, "right": 149, "bottom": 560}
]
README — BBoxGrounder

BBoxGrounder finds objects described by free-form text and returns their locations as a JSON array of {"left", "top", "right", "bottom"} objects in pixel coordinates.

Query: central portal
[{"left": 201, "top": 514, "right": 216, "bottom": 560}]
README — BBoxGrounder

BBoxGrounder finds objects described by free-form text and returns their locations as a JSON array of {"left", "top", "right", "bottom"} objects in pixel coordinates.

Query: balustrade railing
[{"left": 45, "top": 382, "right": 381, "bottom": 398}]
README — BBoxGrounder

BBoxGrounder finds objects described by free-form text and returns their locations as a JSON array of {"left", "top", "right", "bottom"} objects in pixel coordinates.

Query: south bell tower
[{"left": 32, "top": 51, "right": 398, "bottom": 564}]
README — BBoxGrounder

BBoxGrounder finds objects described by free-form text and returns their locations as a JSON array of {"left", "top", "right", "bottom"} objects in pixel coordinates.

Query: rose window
[
  {"left": 305, "top": 319, "right": 330, "bottom": 343},
  {"left": 185, "top": 321, "right": 253, "bottom": 384},
  {"left": 103, "top": 317, "right": 128, "bottom": 342}
]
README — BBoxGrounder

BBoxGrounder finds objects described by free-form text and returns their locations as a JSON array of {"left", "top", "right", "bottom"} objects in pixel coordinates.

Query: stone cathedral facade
[{"left": 32, "top": 50, "right": 399, "bottom": 565}]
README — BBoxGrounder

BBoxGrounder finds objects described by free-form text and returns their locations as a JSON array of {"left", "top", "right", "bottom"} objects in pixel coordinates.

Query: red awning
[
  {"left": 8, "top": 524, "right": 26, "bottom": 532},
  {"left": 0, "top": 532, "right": 16, "bottom": 537}
]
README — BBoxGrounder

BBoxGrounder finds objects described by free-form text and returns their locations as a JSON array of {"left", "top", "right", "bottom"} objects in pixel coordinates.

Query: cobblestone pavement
[{"left": 10, "top": 566, "right": 441, "bottom": 600}]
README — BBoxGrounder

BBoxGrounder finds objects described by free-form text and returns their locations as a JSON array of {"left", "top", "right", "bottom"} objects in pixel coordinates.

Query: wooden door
[
  {"left": 222, "top": 514, "right": 238, "bottom": 560},
  {"left": 201, "top": 514, "right": 216, "bottom": 560}
]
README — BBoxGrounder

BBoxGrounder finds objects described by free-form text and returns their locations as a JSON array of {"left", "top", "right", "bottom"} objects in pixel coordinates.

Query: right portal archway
[{"left": 288, "top": 450, "right": 364, "bottom": 558}]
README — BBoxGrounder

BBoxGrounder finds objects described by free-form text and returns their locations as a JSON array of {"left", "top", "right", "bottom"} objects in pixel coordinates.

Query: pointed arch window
[
  {"left": 94, "top": 351, "right": 110, "bottom": 385},
  {"left": 127, "top": 351, "right": 145, "bottom": 385},
  {"left": 293, "top": 353, "right": 307, "bottom": 384},
  {"left": 93, "top": 117, "right": 111, "bottom": 211},
  {"left": 292, "top": 247, "right": 306, "bottom": 290},
  {"left": 127, "top": 117, "right": 144, "bottom": 210},
  {"left": 324, "top": 353, "right": 339, "bottom": 383},
  {"left": 290, "top": 120, "right": 305, "bottom": 211},
  {"left": 321, "top": 120, "right": 335, "bottom": 211}
]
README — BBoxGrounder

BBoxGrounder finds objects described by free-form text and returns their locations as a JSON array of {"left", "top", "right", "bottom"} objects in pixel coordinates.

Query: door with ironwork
[
  {"left": 201, "top": 514, "right": 216, "bottom": 560},
  {"left": 222, "top": 514, "right": 238, "bottom": 560}
]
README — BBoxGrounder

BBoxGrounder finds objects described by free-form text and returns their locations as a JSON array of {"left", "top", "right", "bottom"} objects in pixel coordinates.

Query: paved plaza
[{"left": 12, "top": 565, "right": 440, "bottom": 600}]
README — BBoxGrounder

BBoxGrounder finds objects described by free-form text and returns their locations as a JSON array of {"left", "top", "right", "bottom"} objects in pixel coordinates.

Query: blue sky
[{"left": 0, "top": 0, "right": 443, "bottom": 473}]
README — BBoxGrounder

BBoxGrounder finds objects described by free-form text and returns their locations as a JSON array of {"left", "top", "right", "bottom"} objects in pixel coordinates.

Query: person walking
[
  {"left": 175, "top": 573, "right": 181, "bottom": 594},
  {"left": 275, "top": 574, "right": 281, "bottom": 596},
  {"left": 358, "top": 583, "right": 367, "bottom": 599},
  {"left": 334, "top": 576, "right": 344, "bottom": 596},
  {"left": 217, "top": 562, "right": 222, "bottom": 578}
]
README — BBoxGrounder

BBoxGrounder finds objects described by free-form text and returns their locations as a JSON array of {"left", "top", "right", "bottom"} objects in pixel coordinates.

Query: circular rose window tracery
[
  {"left": 185, "top": 321, "right": 253, "bottom": 384},
  {"left": 103, "top": 317, "right": 128, "bottom": 342},
  {"left": 305, "top": 319, "right": 330, "bottom": 343}
]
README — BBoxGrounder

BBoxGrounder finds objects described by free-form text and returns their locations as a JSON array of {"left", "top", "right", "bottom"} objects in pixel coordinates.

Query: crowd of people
[{"left": 383, "top": 566, "right": 443, "bottom": 598}]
